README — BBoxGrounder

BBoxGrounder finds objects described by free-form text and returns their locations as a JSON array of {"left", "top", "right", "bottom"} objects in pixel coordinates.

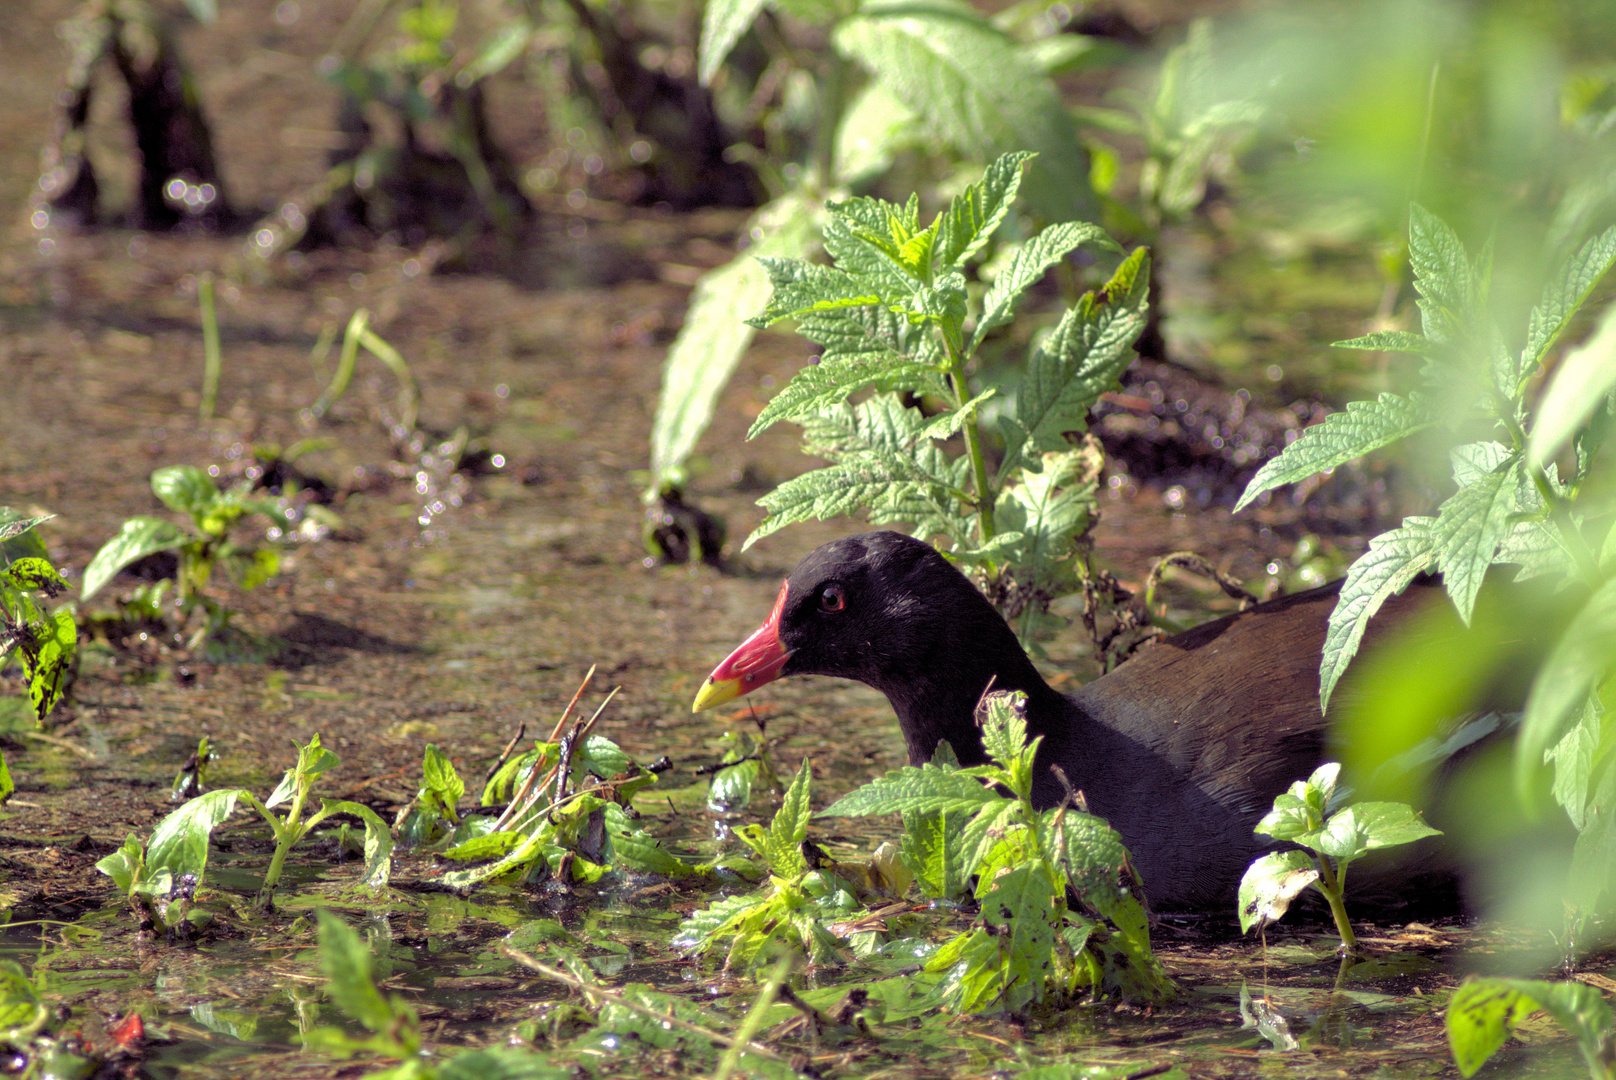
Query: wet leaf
[
  {"left": 147, "top": 789, "right": 241, "bottom": 883},
  {"left": 1237, "top": 850, "right": 1318, "bottom": 933}
]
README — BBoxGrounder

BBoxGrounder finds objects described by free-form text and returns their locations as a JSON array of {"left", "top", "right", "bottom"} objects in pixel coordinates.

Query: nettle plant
[
  {"left": 679, "top": 692, "right": 1174, "bottom": 1013},
  {"left": 744, "top": 153, "right": 1150, "bottom": 636},
  {"left": 1236, "top": 205, "right": 1616, "bottom": 924}
]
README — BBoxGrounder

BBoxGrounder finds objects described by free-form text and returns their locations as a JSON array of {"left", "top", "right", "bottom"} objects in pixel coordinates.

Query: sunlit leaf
[
  {"left": 1522, "top": 224, "right": 1616, "bottom": 377},
  {"left": 1319, "top": 517, "right": 1437, "bottom": 709},
  {"left": 1518, "top": 575, "right": 1616, "bottom": 798},
  {"left": 81, "top": 516, "right": 188, "bottom": 600},
  {"left": 1236, "top": 850, "right": 1318, "bottom": 933},
  {"left": 936, "top": 151, "right": 1033, "bottom": 269},
  {"left": 1528, "top": 302, "right": 1616, "bottom": 470},
  {"left": 697, "top": 0, "right": 768, "bottom": 85},
  {"left": 146, "top": 789, "right": 242, "bottom": 883},
  {"left": 1234, "top": 393, "right": 1436, "bottom": 513},
  {"left": 1431, "top": 458, "right": 1520, "bottom": 623},
  {"left": 970, "top": 221, "right": 1117, "bottom": 351}
]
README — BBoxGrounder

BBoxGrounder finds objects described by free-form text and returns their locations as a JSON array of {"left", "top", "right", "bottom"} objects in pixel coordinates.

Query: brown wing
[{"left": 1070, "top": 580, "right": 1439, "bottom": 816}]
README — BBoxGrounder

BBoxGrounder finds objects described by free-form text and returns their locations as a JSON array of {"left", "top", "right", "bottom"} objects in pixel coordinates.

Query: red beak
[{"left": 691, "top": 580, "right": 792, "bottom": 712}]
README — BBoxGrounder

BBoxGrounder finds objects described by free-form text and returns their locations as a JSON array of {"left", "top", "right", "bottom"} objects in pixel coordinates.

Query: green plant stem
[
  {"left": 942, "top": 339, "right": 995, "bottom": 541},
  {"left": 1531, "top": 467, "right": 1602, "bottom": 586},
  {"left": 261, "top": 780, "right": 312, "bottom": 898},
  {"left": 198, "top": 272, "right": 221, "bottom": 421},
  {"left": 1313, "top": 857, "right": 1358, "bottom": 954}
]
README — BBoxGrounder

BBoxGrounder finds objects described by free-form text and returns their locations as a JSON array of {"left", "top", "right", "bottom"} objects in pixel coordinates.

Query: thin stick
[
  {"left": 499, "top": 946, "right": 786, "bottom": 1062},
  {"left": 483, "top": 720, "right": 528, "bottom": 786},
  {"left": 494, "top": 669, "right": 602, "bottom": 831},
  {"left": 545, "top": 665, "right": 597, "bottom": 743}
]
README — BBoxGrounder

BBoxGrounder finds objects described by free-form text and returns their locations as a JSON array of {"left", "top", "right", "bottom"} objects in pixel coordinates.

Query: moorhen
[{"left": 691, "top": 530, "right": 1436, "bottom": 911}]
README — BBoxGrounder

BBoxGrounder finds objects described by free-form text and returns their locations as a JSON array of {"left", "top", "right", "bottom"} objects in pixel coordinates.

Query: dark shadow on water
[{"left": 273, "top": 612, "right": 419, "bottom": 668}]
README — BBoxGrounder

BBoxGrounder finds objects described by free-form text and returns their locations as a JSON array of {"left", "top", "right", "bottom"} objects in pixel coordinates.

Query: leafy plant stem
[
  {"left": 259, "top": 777, "right": 311, "bottom": 899},
  {"left": 1532, "top": 467, "right": 1602, "bottom": 587},
  {"left": 1314, "top": 856, "right": 1358, "bottom": 954},
  {"left": 198, "top": 271, "right": 221, "bottom": 421},
  {"left": 943, "top": 343, "right": 995, "bottom": 542}
]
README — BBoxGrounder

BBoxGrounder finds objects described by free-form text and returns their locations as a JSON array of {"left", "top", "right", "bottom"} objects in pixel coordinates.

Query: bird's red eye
[{"left": 819, "top": 584, "right": 845, "bottom": 612}]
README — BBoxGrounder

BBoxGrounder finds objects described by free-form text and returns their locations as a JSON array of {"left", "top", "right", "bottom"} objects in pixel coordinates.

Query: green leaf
[
  {"left": 1233, "top": 393, "right": 1436, "bottom": 513},
  {"left": 1254, "top": 765, "right": 1334, "bottom": 843},
  {"left": 1236, "top": 850, "right": 1318, "bottom": 933},
  {"left": 751, "top": 259, "right": 885, "bottom": 327},
  {"left": 978, "top": 691, "right": 1031, "bottom": 774},
  {"left": 936, "top": 151, "right": 1033, "bottom": 269},
  {"left": 0, "top": 510, "right": 53, "bottom": 545},
  {"left": 1004, "top": 247, "right": 1150, "bottom": 469},
  {"left": 835, "top": 82, "right": 920, "bottom": 185},
  {"left": 151, "top": 465, "right": 221, "bottom": 519},
  {"left": 0, "top": 753, "right": 11, "bottom": 806},
  {"left": 25, "top": 608, "right": 76, "bottom": 722},
  {"left": 1041, "top": 807, "right": 1130, "bottom": 907},
  {"left": 81, "top": 516, "right": 188, "bottom": 600},
  {"left": 1431, "top": 457, "right": 1520, "bottom": 624},
  {"left": 1331, "top": 330, "right": 1434, "bottom": 354},
  {"left": 993, "top": 445, "right": 1100, "bottom": 620},
  {"left": 604, "top": 804, "right": 701, "bottom": 877},
  {"left": 147, "top": 788, "right": 242, "bottom": 883},
  {"left": 746, "top": 396, "right": 972, "bottom": 548},
  {"left": 901, "top": 808, "right": 970, "bottom": 899},
  {"left": 0, "top": 558, "right": 66, "bottom": 596},
  {"left": 1528, "top": 302, "right": 1616, "bottom": 470},
  {"left": 1319, "top": 517, "right": 1438, "bottom": 709},
  {"left": 95, "top": 836, "right": 145, "bottom": 895},
  {"left": 649, "top": 193, "right": 819, "bottom": 487},
  {"left": 1522, "top": 225, "right": 1616, "bottom": 376},
  {"left": 767, "top": 758, "right": 814, "bottom": 874},
  {"left": 1312, "top": 801, "right": 1440, "bottom": 861},
  {"left": 316, "top": 909, "right": 397, "bottom": 1033},
  {"left": 1518, "top": 575, "right": 1616, "bottom": 799},
  {"left": 822, "top": 762, "right": 999, "bottom": 818},
  {"left": 970, "top": 221, "right": 1117, "bottom": 352},
  {"left": 1447, "top": 978, "right": 1611, "bottom": 1078},
  {"left": 320, "top": 801, "right": 394, "bottom": 890},
  {"left": 421, "top": 744, "right": 465, "bottom": 815},
  {"left": 834, "top": 0, "right": 1093, "bottom": 223},
  {"left": 749, "top": 353, "right": 936, "bottom": 438},
  {"left": 697, "top": 0, "right": 768, "bottom": 86},
  {"left": 1407, "top": 203, "right": 1476, "bottom": 345},
  {"left": 821, "top": 196, "right": 928, "bottom": 299}
]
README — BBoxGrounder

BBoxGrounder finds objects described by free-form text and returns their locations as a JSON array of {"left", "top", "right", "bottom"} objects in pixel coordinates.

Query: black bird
[{"left": 692, "top": 530, "right": 1436, "bottom": 911}]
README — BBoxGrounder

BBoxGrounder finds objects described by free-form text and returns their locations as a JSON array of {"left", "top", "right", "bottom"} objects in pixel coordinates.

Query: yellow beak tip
[{"left": 691, "top": 677, "right": 741, "bottom": 714}]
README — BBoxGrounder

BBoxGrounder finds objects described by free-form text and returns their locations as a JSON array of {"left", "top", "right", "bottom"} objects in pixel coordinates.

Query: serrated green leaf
[
  {"left": 750, "top": 354, "right": 941, "bottom": 439},
  {"left": 746, "top": 396, "right": 972, "bottom": 548},
  {"left": 1518, "top": 575, "right": 1616, "bottom": 800},
  {"left": 697, "top": 0, "right": 768, "bottom": 85},
  {"left": 1319, "top": 517, "right": 1438, "bottom": 709},
  {"left": 1004, "top": 247, "right": 1149, "bottom": 471},
  {"left": 1331, "top": 330, "right": 1433, "bottom": 354},
  {"left": 937, "top": 152, "right": 1033, "bottom": 269},
  {"left": 970, "top": 221, "right": 1117, "bottom": 352},
  {"left": 901, "top": 807, "right": 970, "bottom": 899},
  {"left": 81, "top": 516, "right": 188, "bottom": 600},
  {"left": 822, "top": 196, "right": 927, "bottom": 298},
  {"left": 1522, "top": 225, "right": 1616, "bottom": 378},
  {"left": 834, "top": 0, "right": 1093, "bottom": 223},
  {"left": 1407, "top": 203, "right": 1475, "bottom": 345},
  {"left": 751, "top": 259, "right": 884, "bottom": 327},
  {"left": 1234, "top": 393, "right": 1436, "bottom": 513},
  {"left": 1311, "top": 801, "right": 1439, "bottom": 861},
  {"left": 768, "top": 758, "right": 814, "bottom": 874},
  {"left": 1528, "top": 302, "right": 1616, "bottom": 470},
  {"left": 822, "top": 763, "right": 999, "bottom": 818},
  {"left": 1432, "top": 458, "right": 1520, "bottom": 624}
]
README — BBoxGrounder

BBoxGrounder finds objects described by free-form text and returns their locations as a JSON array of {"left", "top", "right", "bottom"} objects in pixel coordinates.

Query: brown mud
[{"left": 0, "top": 2, "right": 1597, "bottom": 1078}]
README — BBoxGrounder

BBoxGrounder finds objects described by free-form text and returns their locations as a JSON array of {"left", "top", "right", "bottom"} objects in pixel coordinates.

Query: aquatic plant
[
  {"left": 1236, "top": 762, "right": 1440, "bottom": 953},
  {"left": 741, "top": 153, "right": 1149, "bottom": 642},
  {"left": 0, "top": 510, "right": 76, "bottom": 723}
]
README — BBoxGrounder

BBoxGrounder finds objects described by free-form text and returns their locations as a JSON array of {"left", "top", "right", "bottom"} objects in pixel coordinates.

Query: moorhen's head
[{"left": 691, "top": 532, "right": 1046, "bottom": 761}]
